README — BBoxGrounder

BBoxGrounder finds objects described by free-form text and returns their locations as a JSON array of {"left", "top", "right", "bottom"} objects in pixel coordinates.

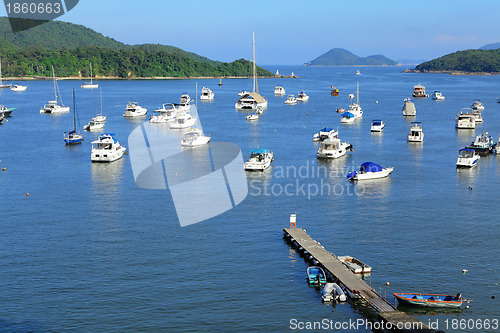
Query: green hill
[
  {"left": 414, "top": 49, "right": 500, "bottom": 73},
  {"left": 305, "top": 48, "right": 397, "bottom": 66},
  {"left": 0, "top": 17, "right": 271, "bottom": 78}
]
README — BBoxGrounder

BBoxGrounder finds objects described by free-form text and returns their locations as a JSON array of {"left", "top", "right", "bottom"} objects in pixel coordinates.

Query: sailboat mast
[
  {"left": 90, "top": 62, "right": 93, "bottom": 85},
  {"left": 72, "top": 88, "right": 76, "bottom": 131},
  {"left": 357, "top": 82, "right": 359, "bottom": 104},
  {"left": 52, "top": 65, "right": 57, "bottom": 102},
  {"left": 253, "top": 32, "right": 257, "bottom": 93},
  {"left": 100, "top": 87, "right": 103, "bottom": 116},
  {"left": 0, "top": 58, "right": 3, "bottom": 85}
]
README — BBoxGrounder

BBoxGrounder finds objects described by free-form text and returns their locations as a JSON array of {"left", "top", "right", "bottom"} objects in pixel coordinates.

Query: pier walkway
[{"left": 284, "top": 227, "right": 442, "bottom": 333}]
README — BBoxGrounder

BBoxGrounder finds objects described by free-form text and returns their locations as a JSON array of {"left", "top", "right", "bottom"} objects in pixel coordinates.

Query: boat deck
[{"left": 284, "top": 227, "right": 441, "bottom": 332}]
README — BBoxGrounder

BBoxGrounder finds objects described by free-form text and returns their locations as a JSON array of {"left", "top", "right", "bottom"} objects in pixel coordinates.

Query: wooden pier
[{"left": 284, "top": 227, "right": 443, "bottom": 333}]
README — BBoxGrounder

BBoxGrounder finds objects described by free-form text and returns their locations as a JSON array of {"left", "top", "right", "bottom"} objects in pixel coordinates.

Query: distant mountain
[
  {"left": 305, "top": 48, "right": 398, "bottom": 66},
  {"left": 479, "top": 42, "right": 500, "bottom": 50},
  {"left": 412, "top": 49, "right": 500, "bottom": 73},
  {"left": 397, "top": 59, "right": 428, "bottom": 65},
  {"left": 0, "top": 17, "right": 221, "bottom": 66},
  {"left": 0, "top": 17, "right": 274, "bottom": 78}
]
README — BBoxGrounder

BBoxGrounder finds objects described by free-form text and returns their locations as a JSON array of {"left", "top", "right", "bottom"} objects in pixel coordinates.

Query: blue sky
[{"left": 2, "top": 0, "right": 500, "bottom": 64}]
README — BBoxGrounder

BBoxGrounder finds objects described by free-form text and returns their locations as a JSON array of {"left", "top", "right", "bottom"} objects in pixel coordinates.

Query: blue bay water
[{"left": 0, "top": 66, "right": 499, "bottom": 332}]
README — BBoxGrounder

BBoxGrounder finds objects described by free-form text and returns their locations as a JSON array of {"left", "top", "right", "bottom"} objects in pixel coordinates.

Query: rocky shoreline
[
  {"left": 3, "top": 74, "right": 299, "bottom": 81},
  {"left": 402, "top": 69, "right": 500, "bottom": 76}
]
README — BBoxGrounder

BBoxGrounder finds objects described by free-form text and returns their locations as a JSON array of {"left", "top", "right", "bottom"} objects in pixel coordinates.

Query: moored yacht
[
  {"left": 412, "top": 84, "right": 428, "bottom": 97},
  {"left": 274, "top": 85, "right": 285, "bottom": 95},
  {"left": 408, "top": 122, "right": 424, "bottom": 142},
  {"left": 40, "top": 66, "right": 70, "bottom": 114},
  {"left": 91, "top": 133, "right": 126, "bottom": 162},
  {"left": 431, "top": 91, "right": 445, "bottom": 100},
  {"left": 347, "top": 162, "right": 394, "bottom": 181},
  {"left": 245, "top": 112, "right": 259, "bottom": 121},
  {"left": 402, "top": 98, "right": 416, "bottom": 116},
  {"left": 179, "top": 93, "right": 192, "bottom": 111},
  {"left": 235, "top": 33, "right": 267, "bottom": 110},
  {"left": 340, "top": 112, "right": 355, "bottom": 124},
  {"left": 150, "top": 103, "right": 181, "bottom": 123},
  {"left": 347, "top": 82, "right": 363, "bottom": 118},
  {"left": 466, "top": 132, "right": 496, "bottom": 154},
  {"left": 84, "top": 87, "right": 106, "bottom": 131},
  {"left": 455, "top": 110, "right": 476, "bottom": 129},
  {"left": 472, "top": 109, "right": 483, "bottom": 123},
  {"left": 10, "top": 84, "right": 27, "bottom": 92},
  {"left": 181, "top": 127, "right": 211, "bottom": 147},
  {"left": 313, "top": 128, "right": 338, "bottom": 142},
  {"left": 316, "top": 137, "right": 353, "bottom": 159},
  {"left": 81, "top": 62, "right": 98, "bottom": 89},
  {"left": 170, "top": 111, "right": 196, "bottom": 129},
  {"left": 371, "top": 119, "right": 385, "bottom": 132},
  {"left": 297, "top": 90, "right": 309, "bottom": 102},
  {"left": 284, "top": 95, "right": 297, "bottom": 105},
  {"left": 0, "top": 105, "right": 15, "bottom": 117},
  {"left": 200, "top": 87, "right": 214, "bottom": 101},
  {"left": 456, "top": 148, "right": 480, "bottom": 168},
  {"left": 471, "top": 100, "right": 484, "bottom": 111},
  {"left": 244, "top": 148, "right": 273, "bottom": 171},
  {"left": 123, "top": 102, "right": 147, "bottom": 117}
]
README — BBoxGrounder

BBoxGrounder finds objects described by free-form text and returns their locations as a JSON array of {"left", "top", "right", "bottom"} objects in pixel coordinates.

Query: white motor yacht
[
  {"left": 471, "top": 100, "right": 484, "bottom": 111},
  {"left": 473, "top": 110, "right": 483, "bottom": 123},
  {"left": 150, "top": 103, "right": 181, "bottom": 123},
  {"left": 347, "top": 162, "right": 394, "bottom": 181},
  {"left": 284, "top": 95, "right": 297, "bottom": 105},
  {"left": 455, "top": 110, "right": 476, "bottom": 129},
  {"left": 179, "top": 93, "right": 192, "bottom": 111},
  {"left": 10, "top": 84, "right": 27, "bottom": 92},
  {"left": 432, "top": 91, "right": 445, "bottom": 100},
  {"left": 313, "top": 128, "right": 338, "bottom": 142},
  {"left": 244, "top": 148, "right": 274, "bottom": 171},
  {"left": 181, "top": 127, "right": 211, "bottom": 147},
  {"left": 412, "top": 84, "right": 428, "bottom": 97},
  {"left": 200, "top": 87, "right": 214, "bottom": 101},
  {"left": 91, "top": 133, "right": 126, "bottom": 162},
  {"left": 408, "top": 122, "right": 424, "bottom": 142},
  {"left": 316, "top": 138, "right": 353, "bottom": 159},
  {"left": 274, "top": 85, "right": 285, "bottom": 95},
  {"left": 245, "top": 113, "right": 259, "bottom": 121},
  {"left": 170, "top": 111, "right": 196, "bottom": 129},
  {"left": 371, "top": 120, "right": 385, "bottom": 132},
  {"left": 297, "top": 90, "right": 309, "bottom": 102},
  {"left": 402, "top": 98, "right": 416, "bottom": 116},
  {"left": 456, "top": 149, "right": 480, "bottom": 168},
  {"left": 123, "top": 102, "right": 147, "bottom": 117}
]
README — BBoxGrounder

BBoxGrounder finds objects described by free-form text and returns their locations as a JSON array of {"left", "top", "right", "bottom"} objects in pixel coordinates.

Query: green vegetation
[
  {"left": 0, "top": 17, "right": 273, "bottom": 78},
  {"left": 306, "top": 48, "right": 397, "bottom": 66},
  {"left": 415, "top": 49, "right": 500, "bottom": 73}
]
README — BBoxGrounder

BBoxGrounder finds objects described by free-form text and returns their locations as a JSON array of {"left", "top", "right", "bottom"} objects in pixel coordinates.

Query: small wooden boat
[
  {"left": 330, "top": 85, "right": 339, "bottom": 96},
  {"left": 394, "top": 293, "right": 463, "bottom": 308},
  {"left": 306, "top": 266, "right": 327, "bottom": 286},
  {"left": 337, "top": 256, "right": 371, "bottom": 274}
]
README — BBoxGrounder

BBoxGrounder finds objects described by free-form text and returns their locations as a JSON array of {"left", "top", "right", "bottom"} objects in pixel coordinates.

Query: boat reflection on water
[
  {"left": 91, "top": 157, "right": 126, "bottom": 189},
  {"left": 396, "top": 303, "right": 463, "bottom": 316}
]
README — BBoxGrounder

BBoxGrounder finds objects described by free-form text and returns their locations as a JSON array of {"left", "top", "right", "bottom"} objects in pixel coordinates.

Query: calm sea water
[{"left": 0, "top": 66, "right": 499, "bottom": 332}]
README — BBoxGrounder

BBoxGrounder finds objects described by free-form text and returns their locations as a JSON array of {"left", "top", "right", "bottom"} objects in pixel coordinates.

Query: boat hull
[
  {"left": 350, "top": 167, "right": 393, "bottom": 181},
  {"left": 394, "top": 293, "right": 462, "bottom": 308}
]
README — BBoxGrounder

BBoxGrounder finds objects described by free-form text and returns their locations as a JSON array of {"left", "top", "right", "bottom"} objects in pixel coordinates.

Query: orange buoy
[{"left": 26, "top": 193, "right": 29, "bottom": 197}]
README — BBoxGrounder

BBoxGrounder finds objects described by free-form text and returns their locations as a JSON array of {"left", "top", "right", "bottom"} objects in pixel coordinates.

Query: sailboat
[
  {"left": 235, "top": 32, "right": 268, "bottom": 110},
  {"left": 0, "top": 58, "right": 11, "bottom": 89},
  {"left": 218, "top": 78, "right": 223, "bottom": 86},
  {"left": 347, "top": 82, "right": 363, "bottom": 119},
  {"left": 64, "top": 89, "right": 84, "bottom": 145},
  {"left": 81, "top": 62, "right": 98, "bottom": 89},
  {"left": 40, "top": 66, "right": 70, "bottom": 113},
  {"left": 83, "top": 87, "right": 107, "bottom": 131}
]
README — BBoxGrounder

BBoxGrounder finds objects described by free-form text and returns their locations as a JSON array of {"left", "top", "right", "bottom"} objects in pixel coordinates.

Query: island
[
  {"left": 304, "top": 48, "right": 398, "bottom": 66},
  {"left": 405, "top": 48, "right": 500, "bottom": 75},
  {"left": 0, "top": 17, "right": 274, "bottom": 79}
]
